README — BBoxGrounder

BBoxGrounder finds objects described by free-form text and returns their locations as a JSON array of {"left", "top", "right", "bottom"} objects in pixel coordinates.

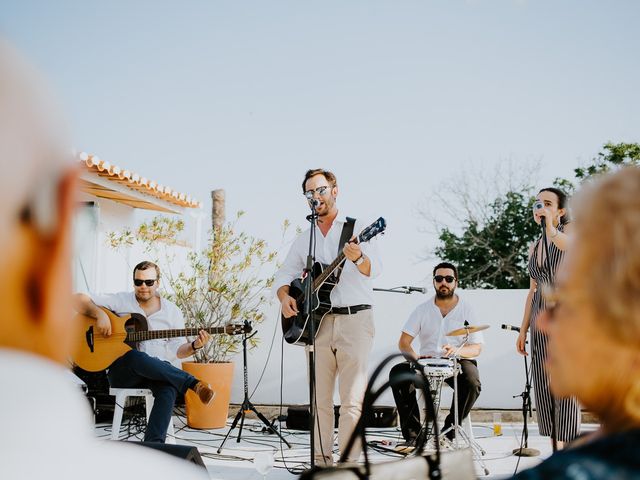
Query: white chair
[{"left": 109, "top": 388, "right": 176, "bottom": 444}]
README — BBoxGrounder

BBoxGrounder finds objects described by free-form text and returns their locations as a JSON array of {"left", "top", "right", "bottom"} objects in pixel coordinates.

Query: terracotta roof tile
[{"left": 77, "top": 151, "right": 201, "bottom": 209}]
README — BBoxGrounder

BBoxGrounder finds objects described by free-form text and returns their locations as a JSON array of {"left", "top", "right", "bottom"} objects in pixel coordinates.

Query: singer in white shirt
[
  {"left": 275, "top": 168, "right": 382, "bottom": 466},
  {"left": 390, "top": 262, "right": 483, "bottom": 443}
]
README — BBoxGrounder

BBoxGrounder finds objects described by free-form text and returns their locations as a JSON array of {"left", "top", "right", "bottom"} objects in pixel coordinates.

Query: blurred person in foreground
[
  {"left": 0, "top": 39, "right": 206, "bottom": 478},
  {"left": 513, "top": 167, "right": 640, "bottom": 479}
]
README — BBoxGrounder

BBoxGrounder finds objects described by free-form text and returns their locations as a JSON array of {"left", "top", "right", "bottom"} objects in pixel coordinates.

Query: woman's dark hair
[{"left": 538, "top": 187, "right": 571, "bottom": 225}]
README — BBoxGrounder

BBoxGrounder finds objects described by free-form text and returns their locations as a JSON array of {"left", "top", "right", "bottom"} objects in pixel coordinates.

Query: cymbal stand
[{"left": 438, "top": 332, "right": 489, "bottom": 476}]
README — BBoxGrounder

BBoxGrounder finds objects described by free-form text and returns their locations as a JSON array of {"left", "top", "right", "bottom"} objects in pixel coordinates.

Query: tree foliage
[
  {"left": 554, "top": 142, "right": 640, "bottom": 192},
  {"left": 434, "top": 191, "right": 538, "bottom": 288},
  {"left": 431, "top": 142, "right": 640, "bottom": 289},
  {"left": 109, "top": 213, "right": 282, "bottom": 363}
]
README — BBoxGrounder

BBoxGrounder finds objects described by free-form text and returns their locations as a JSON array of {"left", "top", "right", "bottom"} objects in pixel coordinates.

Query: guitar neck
[
  {"left": 312, "top": 252, "right": 347, "bottom": 291},
  {"left": 310, "top": 232, "right": 367, "bottom": 291},
  {"left": 128, "top": 326, "right": 227, "bottom": 342}
]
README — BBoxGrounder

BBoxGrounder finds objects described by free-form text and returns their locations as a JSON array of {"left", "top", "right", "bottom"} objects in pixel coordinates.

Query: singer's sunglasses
[
  {"left": 434, "top": 275, "right": 456, "bottom": 284},
  {"left": 134, "top": 278, "right": 157, "bottom": 287},
  {"left": 304, "top": 185, "right": 331, "bottom": 198}
]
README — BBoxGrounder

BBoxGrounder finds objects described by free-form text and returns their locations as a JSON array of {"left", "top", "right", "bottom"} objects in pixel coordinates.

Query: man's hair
[
  {"left": 433, "top": 262, "right": 458, "bottom": 279},
  {"left": 571, "top": 167, "right": 640, "bottom": 345},
  {"left": 301, "top": 168, "right": 338, "bottom": 194},
  {"left": 539, "top": 187, "right": 571, "bottom": 224},
  {"left": 133, "top": 261, "right": 161, "bottom": 281}
]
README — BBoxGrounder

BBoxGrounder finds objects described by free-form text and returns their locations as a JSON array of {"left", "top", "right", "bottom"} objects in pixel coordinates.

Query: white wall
[
  {"left": 73, "top": 196, "right": 136, "bottom": 294},
  {"left": 73, "top": 194, "right": 195, "bottom": 295},
  {"left": 232, "top": 289, "right": 531, "bottom": 409}
]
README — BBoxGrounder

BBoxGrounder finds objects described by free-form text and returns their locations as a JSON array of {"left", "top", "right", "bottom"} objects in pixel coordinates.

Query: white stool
[{"left": 109, "top": 388, "right": 176, "bottom": 444}]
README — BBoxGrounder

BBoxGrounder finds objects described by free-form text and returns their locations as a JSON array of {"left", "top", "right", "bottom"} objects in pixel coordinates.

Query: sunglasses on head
[
  {"left": 434, "top": 275, "right": 456, "bottom": 283},
  {"left": 134, "top": 279, "right": 157, "bottom": 287}
]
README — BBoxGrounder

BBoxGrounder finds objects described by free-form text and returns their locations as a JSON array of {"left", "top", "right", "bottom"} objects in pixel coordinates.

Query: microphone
[
  {"left": 533, "top": 200, "right": 546, "bottom": 229},
  {"left": 308, "top": 198, "right": 320, "bottom": 208},
  {"left": 404, "top": 286, "right": 426, "bottom": 294},
  {"left": 501, "top": 324, "right": 520, "bottom": 332}
]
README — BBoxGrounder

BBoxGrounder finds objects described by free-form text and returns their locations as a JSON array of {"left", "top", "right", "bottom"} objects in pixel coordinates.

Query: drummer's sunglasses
[
  {"left": 434, "top": 275, "right": 456, "bottom": 283},
  {"left": 134, "top": 279, "right": 157, "bottom": 287}
]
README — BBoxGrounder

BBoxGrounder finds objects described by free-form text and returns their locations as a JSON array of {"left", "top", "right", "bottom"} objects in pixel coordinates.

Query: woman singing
[{"left": 516, "top": 187, "right": 581, "bottom": 448}]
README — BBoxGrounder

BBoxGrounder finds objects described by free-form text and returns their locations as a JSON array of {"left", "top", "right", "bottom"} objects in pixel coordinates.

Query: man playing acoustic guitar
[
  {"left": 275, "top": 168, "right": 383, "bottom": 466},
  {"left": 74, "top": 261, "right": 215, "bottom": 443}
]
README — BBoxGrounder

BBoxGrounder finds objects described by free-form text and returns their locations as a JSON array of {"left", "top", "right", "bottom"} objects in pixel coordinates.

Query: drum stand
[{"left": 438, "top": 335, "right": 489, "bottom": 476}]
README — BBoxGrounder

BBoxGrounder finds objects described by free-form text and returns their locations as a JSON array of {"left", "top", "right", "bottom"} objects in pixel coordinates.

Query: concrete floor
[{"left": 96, "top": 411, "right": 598, "bottom": 479}]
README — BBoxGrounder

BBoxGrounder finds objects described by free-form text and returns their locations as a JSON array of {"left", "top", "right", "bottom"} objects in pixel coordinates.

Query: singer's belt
[{"left": 331, "top": 304, "right": 371, "bottom": 315}]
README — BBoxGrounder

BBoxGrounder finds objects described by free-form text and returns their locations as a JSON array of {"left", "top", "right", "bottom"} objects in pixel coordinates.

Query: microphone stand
[
  {"left": 512, "top": 340, "right": 540, "bottom": 457},
  {"left": 540, "top": 216, "right": 558, "bottom": 453},
  {"left": 305, "top": 203, "right": 319, "bottom": 468},
  {"left": 217, "top": 328, "right": 291, "bottom": 452}
]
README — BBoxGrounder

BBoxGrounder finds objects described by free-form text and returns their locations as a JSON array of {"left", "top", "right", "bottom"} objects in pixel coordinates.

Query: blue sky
[{"left": 2, "top": 0, "right": 639, "bottom": 286}]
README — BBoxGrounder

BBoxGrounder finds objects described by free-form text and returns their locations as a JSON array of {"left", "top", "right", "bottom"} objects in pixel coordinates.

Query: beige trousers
[{"left": 307, "top": 309, "right": 375, "bottom": 466}]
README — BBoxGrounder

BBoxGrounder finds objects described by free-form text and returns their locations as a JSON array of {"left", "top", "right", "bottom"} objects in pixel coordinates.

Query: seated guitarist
[
  {"left": 74, "top": 261, "right": 215, "bottom": 443},
  {"left": 274, "top": 168, "right": 382, "bottom": 466}
]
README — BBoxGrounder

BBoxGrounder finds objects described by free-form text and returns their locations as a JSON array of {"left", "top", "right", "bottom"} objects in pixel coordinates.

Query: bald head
[
  {"left": 0, "top": 39, "right": 69, "bottom": 246},
  {"left": 0, "top": 39, "right": 78, "bottom": 363}
]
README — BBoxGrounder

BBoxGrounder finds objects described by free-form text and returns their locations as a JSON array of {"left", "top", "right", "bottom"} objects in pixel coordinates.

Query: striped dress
[{"left": 528, "top": 224, "right": 581, "bottom": 442}]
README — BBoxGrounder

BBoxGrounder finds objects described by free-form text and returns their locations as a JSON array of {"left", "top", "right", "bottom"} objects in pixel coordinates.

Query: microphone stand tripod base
[{"left": 513, "top": 447, "right": 540, "bottom": 457}]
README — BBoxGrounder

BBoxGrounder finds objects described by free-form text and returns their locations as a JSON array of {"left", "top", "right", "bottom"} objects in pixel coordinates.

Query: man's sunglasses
[
  {"left": 304, "top": 185, "right": 331, "bottom": 199},
  {"left": 434, "top": 275, "right": 456, "bottom": 283},
  {"left": 134, "top": 279, "right": 157, "bottom": 287}
]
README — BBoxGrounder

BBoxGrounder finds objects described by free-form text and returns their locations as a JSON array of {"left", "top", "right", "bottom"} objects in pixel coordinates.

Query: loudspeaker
[
  {"left": 136, "top": 442, "right": 207, "bottom": 469},
  {"left": 286, "top": 405, "right": 397, "bottom": 430},
  {"left": 364, "top": 405, "right": 398, "bottom": 428},
  {"left": 286, "top": 405, "right": 339, "bottom": 430}
]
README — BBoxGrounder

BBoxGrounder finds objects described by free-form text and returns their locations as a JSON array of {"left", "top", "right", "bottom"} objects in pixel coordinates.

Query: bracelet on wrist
[{"left": 191, "top": 340, "right": 202, "bottom": 351}]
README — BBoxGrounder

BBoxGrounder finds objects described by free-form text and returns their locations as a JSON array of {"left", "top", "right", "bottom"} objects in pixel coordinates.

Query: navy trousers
[{"left": 107, "top": 350, "right": 197, "bottom": 443}]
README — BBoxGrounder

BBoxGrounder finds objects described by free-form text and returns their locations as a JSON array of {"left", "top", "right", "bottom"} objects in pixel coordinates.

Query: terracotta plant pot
[{"left": 182, "top": 361, "right": 234, "bottom": 429}]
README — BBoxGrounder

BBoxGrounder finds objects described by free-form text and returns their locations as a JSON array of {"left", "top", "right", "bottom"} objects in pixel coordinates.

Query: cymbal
[{"left": 446, "top": 324, "right": 490, "bottom": 336}]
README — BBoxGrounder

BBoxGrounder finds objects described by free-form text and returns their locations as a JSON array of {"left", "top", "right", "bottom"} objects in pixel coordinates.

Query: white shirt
[
  {"left": 402, "top": 295, "right": 484, "bottom": 358},
  {"left": 90, "top": 291, "right": 187, "bottom": 368},
  {"left": 273, "top": 214, "right": 382, "bottom": 307},
  {"left": 0, "top": 349, "right": 207, "bottom": 479}
]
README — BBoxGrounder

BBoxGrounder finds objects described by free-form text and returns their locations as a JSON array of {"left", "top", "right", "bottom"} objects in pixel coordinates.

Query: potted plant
[{"left": 108, "top": 213, "right": 279, "bottom": 428}]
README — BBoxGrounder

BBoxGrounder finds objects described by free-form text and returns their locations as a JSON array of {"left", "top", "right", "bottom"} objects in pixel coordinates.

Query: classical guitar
[
  {"left": 281, "top": 217, "right": 386, "bottom": 346},
  {"left": 73, "top": 306, "right": 250, "bottom": 372}
]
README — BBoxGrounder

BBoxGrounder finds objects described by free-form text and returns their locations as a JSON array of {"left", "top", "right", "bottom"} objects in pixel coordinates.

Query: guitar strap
[{"left": 334, "top": 217, "right": 356, "bottom": 283}]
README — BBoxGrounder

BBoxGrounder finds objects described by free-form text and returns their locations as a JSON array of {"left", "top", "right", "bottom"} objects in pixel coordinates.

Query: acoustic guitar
[
  {"left": 73, "top": 306, "right": 249, "bottom": 372},
  {"left": 281, "top": 217, "right": 386, "bottom": 346}
]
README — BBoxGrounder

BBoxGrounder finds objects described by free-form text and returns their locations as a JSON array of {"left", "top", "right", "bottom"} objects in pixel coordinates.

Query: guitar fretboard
[
  {"left": 312, "top": 252, "right": 347, "bottom": 291},
  {"left": 127, "top": 327, "right": 228, "bottom": 342}
]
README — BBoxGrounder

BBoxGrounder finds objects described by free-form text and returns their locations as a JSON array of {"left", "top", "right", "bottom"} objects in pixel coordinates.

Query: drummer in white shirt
[{"left": 390, "top": 262, "right": 484, "bottom": 444}]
